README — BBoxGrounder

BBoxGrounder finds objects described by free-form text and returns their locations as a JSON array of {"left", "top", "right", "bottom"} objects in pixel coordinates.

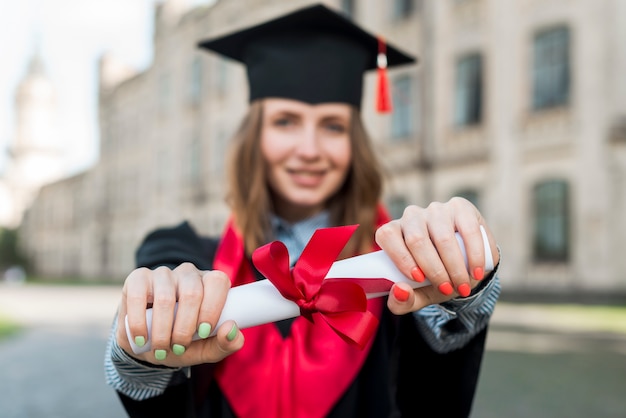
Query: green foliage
[
  {"left": 0, "top": 315, "right": 20, "bottom": 339},
  {"left": 0, "top": 227, "right": 30, "bottom": 271}
]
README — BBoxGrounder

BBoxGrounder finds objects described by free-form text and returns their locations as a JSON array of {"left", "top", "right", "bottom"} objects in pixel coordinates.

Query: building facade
[{"left": 20, "top": 0, "right": 626, "bottom": 296}]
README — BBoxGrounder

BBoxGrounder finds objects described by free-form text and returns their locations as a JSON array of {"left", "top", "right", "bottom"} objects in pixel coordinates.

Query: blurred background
[{"left": 0, "top": 0, "right": 625, "bottom": 417}]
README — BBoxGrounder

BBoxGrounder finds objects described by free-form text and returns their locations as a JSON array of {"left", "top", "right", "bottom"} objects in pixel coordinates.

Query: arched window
[{"left": 533, "top": 180, "right": 570, "bottom": 261}]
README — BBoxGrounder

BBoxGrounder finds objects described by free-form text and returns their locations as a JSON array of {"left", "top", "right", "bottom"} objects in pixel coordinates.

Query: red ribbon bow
[{"left": 251, "top": 225, "right": 381, "bottom": 349}]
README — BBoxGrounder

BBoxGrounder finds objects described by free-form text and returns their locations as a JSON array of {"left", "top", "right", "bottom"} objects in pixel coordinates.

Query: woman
[{"left": 105, "top": 4, "right": 501, "bottom": 417}]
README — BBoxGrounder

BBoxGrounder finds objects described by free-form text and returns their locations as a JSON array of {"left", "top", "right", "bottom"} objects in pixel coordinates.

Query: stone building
[{"left": 20, "top": 0, "right": 626, "bottom": 296}]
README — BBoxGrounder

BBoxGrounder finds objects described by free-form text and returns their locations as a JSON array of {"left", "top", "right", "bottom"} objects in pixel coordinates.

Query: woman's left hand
[{"left": 374, "top": 197, "right": 499, "bottom": 314}]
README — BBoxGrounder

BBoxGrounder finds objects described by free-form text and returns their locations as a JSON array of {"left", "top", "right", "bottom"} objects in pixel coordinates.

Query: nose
[{"left": 294, "top": 125, "right": 321, "bottom": 159}]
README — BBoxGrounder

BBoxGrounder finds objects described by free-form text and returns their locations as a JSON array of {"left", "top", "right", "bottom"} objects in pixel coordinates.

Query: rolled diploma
[{"left": 127, "top": 226, "right": 494, "bottom": 354}]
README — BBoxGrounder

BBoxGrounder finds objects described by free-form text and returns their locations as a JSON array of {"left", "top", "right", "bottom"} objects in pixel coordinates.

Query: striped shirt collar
[{"left": 269, "top": 211, "right": 330, "bottom": 265}]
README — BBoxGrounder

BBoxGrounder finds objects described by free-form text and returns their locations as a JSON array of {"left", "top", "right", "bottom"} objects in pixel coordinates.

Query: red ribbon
[{"left": 251, "top": 225, "right": 382, "bottom": 349}]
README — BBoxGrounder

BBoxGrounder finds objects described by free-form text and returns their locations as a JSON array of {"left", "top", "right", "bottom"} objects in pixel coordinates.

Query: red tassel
[
  {"left": 377, "top": 67, "right": 392, "bottom": 113},
  {"left": 376, "top": 37, "right": 392, "bottom": 113}
]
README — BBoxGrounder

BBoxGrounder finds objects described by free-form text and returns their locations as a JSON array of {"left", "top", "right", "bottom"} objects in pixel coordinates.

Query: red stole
[{"left": 213, "top": 209, "right": 390, "bottom": 418}]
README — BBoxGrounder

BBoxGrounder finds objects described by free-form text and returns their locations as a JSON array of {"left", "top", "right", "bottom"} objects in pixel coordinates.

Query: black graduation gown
[{"left": 116, "top": 222, "right": 488, "bottom": 418}]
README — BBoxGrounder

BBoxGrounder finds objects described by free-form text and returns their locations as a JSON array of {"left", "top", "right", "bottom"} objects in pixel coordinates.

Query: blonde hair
[{"left": 226, "top": 100, "right": 383, "bottom": 257}]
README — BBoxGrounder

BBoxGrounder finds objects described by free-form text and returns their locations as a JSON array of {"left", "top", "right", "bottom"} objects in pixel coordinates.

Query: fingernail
[
  {"left": 154, "top": 349, "right": 167, "bottom": 361},
  {"left": 438, "top": 282, "right": 454, "bottom": 296},
  {"left": 393, "top": 286, "right": 410, "bottom": 302},
  {"left": 172, "top": 344, "right": 186, "bottom": 356},
  {"left": 411, "top": 267, "right": 425, "bottom": 282},
  {"left": 198, "top": 322, "right": 212, "bottom": 339},
  {"left": 134, "top": 336, "right": 146, "bottom": 347},
  {"left": 458, "top": 283, "right": 471, "bottom": 298},
  {"left": 473, "top": 267, "right": 484, "bottom": 281},
  {"left": 226, "top": 324, "right": 239, "bottom": 342}
]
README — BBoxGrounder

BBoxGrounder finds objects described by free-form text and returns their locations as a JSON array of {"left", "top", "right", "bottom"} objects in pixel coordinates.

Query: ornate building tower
[{"left": 2, "top": 52, "right": 63, "bottom": 226}]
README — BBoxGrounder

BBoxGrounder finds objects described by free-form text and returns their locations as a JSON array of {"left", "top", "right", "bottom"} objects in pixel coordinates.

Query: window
[
  {"left": 391, "top": 75, "right": 415, "bottom": 139},
  {"left": 387, "top": 195, "right": 408, "bottom": 219},
  {"left": 155, "top": 149, "right": 172, "bottom": 191},
  {"left": 158, "top": 73, "right": 171, "bottom": 111},
  {"left": 188, "top": 132, "right": 202, "bottom": 184},
  {"left": 454, "top": 189, "right": 480, "bottom": 210},
  {"left": 214, "top": 58, "right": 229, "bottom": 94},
  {"left": 532, "top": 26, "right": 570, "bottom": 109},
  {"left": 189, "top": 57, "right": 203, "bottom": 105},
  {"left": 393, "top": 0, "right": 415, "bottom": 19},
  {"left": 533, "top": 180, "right": 570, "bottom": 262},
  {"left": 340, "top": 0, "right": 355, "bottom": 17},
  {"left": 211, "top": 127, "right": 229, "bottom": 175},
  {"left": 454, "top": 53, "right": 482, "bottom": 126}
]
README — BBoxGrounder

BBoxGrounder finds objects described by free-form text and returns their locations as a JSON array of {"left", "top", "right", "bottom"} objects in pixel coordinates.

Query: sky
[{"left": 0, "top": 0, "right": 161, "bottom": 177}]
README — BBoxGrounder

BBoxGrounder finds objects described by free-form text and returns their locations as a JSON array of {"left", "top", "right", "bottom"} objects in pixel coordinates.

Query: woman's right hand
[{"left": 115, "top": 262, "right": 245, "bottom": 368}]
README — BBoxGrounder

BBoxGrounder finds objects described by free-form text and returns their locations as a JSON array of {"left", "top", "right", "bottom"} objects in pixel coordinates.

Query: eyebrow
[
  {"left": 268, "top": 110, "right": 301, "bottom": 119},
  {"left": 266, "top": 109, "right": 349, "bottom": 122},
  {"left": 320, "top": 114, "right": 349, "bottom": 123}
]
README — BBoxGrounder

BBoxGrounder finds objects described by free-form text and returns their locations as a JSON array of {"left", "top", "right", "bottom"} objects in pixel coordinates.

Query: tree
[{"left": 0, "top": 228, "right": 29, "bottom": 271}]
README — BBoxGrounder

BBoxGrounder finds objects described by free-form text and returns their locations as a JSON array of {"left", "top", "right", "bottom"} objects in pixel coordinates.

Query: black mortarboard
[{"left": 198, "top": 3, "right": 416, "bottom": 111}]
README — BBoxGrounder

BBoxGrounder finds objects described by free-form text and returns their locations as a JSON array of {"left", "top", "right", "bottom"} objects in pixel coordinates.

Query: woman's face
[{"left": 261, "top": 98, "right": 352, "bottom": 222}]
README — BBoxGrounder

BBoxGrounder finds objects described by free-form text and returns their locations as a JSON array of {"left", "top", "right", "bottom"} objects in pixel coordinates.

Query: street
[
  {"left": 0, "top": 283, "right": 625, "bottom": 417},
  {"left": 475, "top": 306, "right": 626, "bottom": 417},
  {"left": 0, "top": 284, "right": 125, "bottom": 418}
]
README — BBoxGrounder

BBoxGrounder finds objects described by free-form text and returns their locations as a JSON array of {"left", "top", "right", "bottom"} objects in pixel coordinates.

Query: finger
[
  {"left": 450, "top": 197, "right": 487, "bottom": 284},
  {"left": 115, "top": 301, "right": 129, "bottom": 350},
  {"left": 169, "top": 263, "right": 204, "bottom": 355},
  {"left": 121, "top": 268, "right": 152, "bottom": 350},
  {"left": 397, "top": 205, "right": 457, "bottom": 296},
  {"left": 456, "top": 223, "right": 486, "bottom": 285},
  {"left": 375, "top": 218, "right": 430, "bottom": 282},
  {"left": 197, "top": 270, "right": 232, "bottom": 339},
  {"left": 198, "top": 320, "right": 245, "bottom": 363},
  {"left": 387, "top": 283, "right": 415, "bottom": 315},
  {"left": 427, "top": 225, "right": 470, "bottom": 297},
  {"left": 150, "top": 266, "right": 177, "bottom": 360},
  {"left": 387, "top": 282, "right": 450, "bottom": 315}
]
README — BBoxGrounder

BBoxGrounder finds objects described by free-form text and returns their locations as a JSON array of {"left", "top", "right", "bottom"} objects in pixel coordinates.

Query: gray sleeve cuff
[
  {"left": 103, "top": 318, "right": 182, "bottom": 401},
  {"left": 411, "top": 260, "right": 502, "bottom": 353}
]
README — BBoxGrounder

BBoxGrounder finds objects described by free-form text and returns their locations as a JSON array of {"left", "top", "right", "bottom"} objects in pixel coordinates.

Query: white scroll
[{"left": 126, "top": 226, "right": 494, "bottom": 354}]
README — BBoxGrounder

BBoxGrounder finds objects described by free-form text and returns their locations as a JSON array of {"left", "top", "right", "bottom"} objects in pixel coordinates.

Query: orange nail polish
[
  {"left": 438, "top": 282, "right": 454, "bottom": 296},
  {"left": 458, "top": 283, "right": 471, "bottom": 297},
  {"left": 473, "top": 267, "right": 484, "bottom": 281},
  {"left": 393, "top": 286, "right": 410, "bottom": 302},
  {"left": 411, "top": 267, "right": 425, "bottom": 282}
]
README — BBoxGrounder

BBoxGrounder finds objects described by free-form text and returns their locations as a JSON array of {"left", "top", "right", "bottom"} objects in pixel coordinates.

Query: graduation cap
[{"left": 198, "top": 3, "right": 416, "bottom": 112}]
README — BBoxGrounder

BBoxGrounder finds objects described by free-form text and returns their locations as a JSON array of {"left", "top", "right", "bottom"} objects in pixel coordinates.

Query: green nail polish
[
  {"left": 172, "top": 344, "right": 186, "bottom": 356},
  {"left": 226, "top": 324, "right": 238, "bottom": 342},
  {"left": 154, "top": 349, "right": 167, "bottom": 361},
  {"left": 134, "top": 336, "right": 146, "bottom": 347},
  {"left": 198, "top": 322, "right": 212, "bottom": 339}
]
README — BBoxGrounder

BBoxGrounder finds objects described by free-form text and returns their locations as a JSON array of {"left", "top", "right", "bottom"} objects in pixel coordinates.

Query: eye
[
  {"left": 272, "top": 115, "right": 296, "bottom": 127},
  {"left": 324, "top": 121, "right": 348, "bottom": 134}
]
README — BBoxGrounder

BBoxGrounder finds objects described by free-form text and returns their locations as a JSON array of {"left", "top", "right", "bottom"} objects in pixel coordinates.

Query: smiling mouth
[{"left": 287, "top": 169, "right": 326, "bottom": 186}]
